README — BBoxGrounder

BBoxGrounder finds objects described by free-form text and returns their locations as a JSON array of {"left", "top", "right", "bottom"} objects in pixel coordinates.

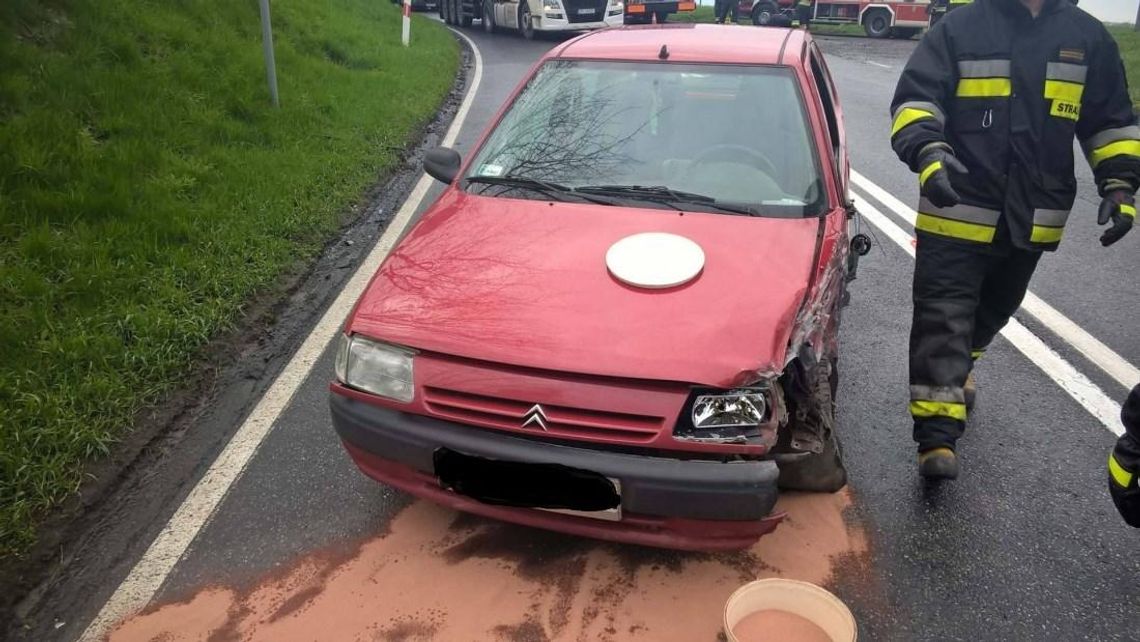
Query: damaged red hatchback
[{"left": 330, "top": 24, "right": 865, "bottom": 551}]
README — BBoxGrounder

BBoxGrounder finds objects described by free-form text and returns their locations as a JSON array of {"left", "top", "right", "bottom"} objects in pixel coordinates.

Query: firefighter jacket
[{"left": 890, "top": 0, "right": 1140, "bottom": 251}]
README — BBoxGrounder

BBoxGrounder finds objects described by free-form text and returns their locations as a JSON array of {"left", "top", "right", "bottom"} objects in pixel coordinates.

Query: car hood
[{"left": 350, "top": 192, "right": 822, "bottom": 387}]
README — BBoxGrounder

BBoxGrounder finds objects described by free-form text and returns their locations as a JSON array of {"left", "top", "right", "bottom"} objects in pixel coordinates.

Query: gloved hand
[
  {"left": 1097, "top": 189, "right": 1135, "bottom": 247},
  {"left": 917, "top": 145, "right": 969, "bottom": 208},
  {"left": 1110, "top": 386, "right": 1140, "bottom": 528},
  {"left": 1108, "top": 451, "right": 1140, "bottom": 528}
]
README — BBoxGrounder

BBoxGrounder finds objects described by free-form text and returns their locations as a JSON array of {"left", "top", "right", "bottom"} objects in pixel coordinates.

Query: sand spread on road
[{"left": 109, "top": 491, "right": 867, "bottom": 641}]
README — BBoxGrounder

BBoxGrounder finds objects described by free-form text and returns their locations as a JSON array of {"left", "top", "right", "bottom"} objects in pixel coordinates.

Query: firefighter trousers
[{"left": 910, "top": 233, "right": 1042, "bottom": 452}]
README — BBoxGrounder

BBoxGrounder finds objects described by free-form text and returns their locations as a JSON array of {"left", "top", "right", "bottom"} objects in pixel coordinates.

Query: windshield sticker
[{"left": 477, "top": 164, "right": 504, "bottom": 177}]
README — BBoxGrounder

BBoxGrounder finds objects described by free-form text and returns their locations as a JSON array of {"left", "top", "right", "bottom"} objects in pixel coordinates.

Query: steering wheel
[{"left": 691, "top": 144, "right": 779, "bottom": 178}]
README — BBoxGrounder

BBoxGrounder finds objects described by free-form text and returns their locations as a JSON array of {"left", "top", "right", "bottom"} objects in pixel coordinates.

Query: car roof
[{"left": 551, "top": 24, "right": 808, "bottom": 67}]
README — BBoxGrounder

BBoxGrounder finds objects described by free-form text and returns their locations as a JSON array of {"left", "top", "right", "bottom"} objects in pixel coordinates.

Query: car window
[
  {"left": 465, "top": 60, "right": 827, "bottom": 218},
  {"left": 809, "top": 47, "right": 840, "bottom": 167}
]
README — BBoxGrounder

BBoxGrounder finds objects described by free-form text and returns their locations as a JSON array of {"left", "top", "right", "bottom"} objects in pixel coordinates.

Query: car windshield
[{"left": 464, "top": 60, "right": 827, "bottom": 217}]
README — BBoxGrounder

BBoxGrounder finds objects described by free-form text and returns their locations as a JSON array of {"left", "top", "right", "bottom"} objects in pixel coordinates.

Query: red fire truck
[{"left": 738, "top": 0, "right": 932, "bottom": 38}]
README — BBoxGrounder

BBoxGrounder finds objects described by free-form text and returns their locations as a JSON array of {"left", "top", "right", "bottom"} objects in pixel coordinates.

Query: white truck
[{"left": 439, "top": 0, "right": 625, "bottom": 39}]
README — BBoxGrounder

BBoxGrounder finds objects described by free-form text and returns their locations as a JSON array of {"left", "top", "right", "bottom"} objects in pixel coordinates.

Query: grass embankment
[
  {"left": 0, "top": 0, "right": 458, "bottom": 557},
  {"left": 1108, "top": 26, "right": 1140, "bottom": 107}
]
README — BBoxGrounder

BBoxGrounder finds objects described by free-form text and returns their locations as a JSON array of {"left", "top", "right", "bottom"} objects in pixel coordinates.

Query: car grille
[
  {"left": 423, "top": 386, "right": 664, "bottom": 442},
  {"left": 562, "top": 0, "right": 608, "bottom": 23}
]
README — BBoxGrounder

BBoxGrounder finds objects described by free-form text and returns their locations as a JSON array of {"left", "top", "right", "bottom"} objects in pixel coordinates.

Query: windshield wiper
[
  {"left": 574, "top": 184, "right": 758, "bottom": 216},
  {"left": 465, "top": 175, "right": 616, "bottom": 206}
]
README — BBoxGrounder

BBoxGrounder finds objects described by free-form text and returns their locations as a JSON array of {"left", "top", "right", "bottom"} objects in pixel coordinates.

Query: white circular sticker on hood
[{"left": 606, "top": 232, "right": 705, "bottom": 289}]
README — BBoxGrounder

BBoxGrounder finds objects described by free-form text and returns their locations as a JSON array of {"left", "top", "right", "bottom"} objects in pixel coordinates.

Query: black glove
[
  {"left": 917, "top": 145, "right": 969, "bottom": 208},
  {"left": 1098, "top": 189, "right": 1135, "bottom": 247},
  {"left": 1109, "top": 449, "right": 1140, "bottom": 528},
  {"left": 1109, "top": 386, "right": 1140, "bottom": 528}
]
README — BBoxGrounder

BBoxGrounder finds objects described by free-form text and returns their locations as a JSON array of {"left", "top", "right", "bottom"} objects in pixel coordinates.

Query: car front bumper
[{"left": 330, "top": 391, "right": 783, "bottom": 551}]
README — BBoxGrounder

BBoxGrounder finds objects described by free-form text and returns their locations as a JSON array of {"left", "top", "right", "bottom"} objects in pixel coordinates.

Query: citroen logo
[{"left": 521, "top": 404, "right": 549, "bottom": 431}]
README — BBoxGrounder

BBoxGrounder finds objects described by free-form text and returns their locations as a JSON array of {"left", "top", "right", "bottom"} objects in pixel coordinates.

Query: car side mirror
[{"left": 423, "top": 147, "right": 462, "bottom": 184}]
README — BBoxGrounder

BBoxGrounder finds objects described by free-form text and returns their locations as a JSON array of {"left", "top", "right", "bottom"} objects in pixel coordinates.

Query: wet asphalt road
[{"left": 20, "top": 25, "right": 1140, "bottom": 642}]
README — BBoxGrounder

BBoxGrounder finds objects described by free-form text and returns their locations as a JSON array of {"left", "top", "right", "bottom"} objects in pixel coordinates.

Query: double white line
[{"left": 850, "top": 170, "right": 1138, "bottom": 436}]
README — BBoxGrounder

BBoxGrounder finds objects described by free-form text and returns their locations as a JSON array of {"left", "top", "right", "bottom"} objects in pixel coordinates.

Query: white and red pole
[{"left": 402, "top": 0, "right": 412, "bottom": 46}]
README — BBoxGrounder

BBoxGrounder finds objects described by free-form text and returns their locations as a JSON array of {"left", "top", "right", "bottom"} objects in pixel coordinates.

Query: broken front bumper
[{"left": 329, "top": 391, "right": 784, "bottom": 551}]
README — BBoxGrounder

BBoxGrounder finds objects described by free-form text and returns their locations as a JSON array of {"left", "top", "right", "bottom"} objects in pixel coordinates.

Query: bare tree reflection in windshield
[{"left": 473, "top": 61, "right": 653, "bottom": 186}]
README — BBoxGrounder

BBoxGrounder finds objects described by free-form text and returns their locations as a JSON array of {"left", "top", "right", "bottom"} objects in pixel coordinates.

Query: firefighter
[
  {"left": 889, "top": 0, "right": 1140, "bottom": 479},
  {"left": 715, "top": 0, "right": 737, "bottom": 24},
  {"left": 791, "top": 0, "right": 812, "bottom": 28},
  {"left": 1109, "top": 385, "right": 1140, "bottom": 527}
]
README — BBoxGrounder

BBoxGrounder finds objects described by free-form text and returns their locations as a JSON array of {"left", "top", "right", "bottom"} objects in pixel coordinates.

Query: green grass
[
  {"left": 0, "top": 0, "right": 458, "bottom": 557},
  {"left": 1108, "top": 26, "right": 1140, "bottom": 107}
]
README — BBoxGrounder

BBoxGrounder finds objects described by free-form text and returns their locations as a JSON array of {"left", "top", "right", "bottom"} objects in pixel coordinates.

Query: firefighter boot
[{"left": 918, "top": 447, "right": 959, "bottom": 480}]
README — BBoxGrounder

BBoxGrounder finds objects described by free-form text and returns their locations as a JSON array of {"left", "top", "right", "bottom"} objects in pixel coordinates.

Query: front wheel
[
  {"left": 459, "top": 0, "right": 473, "bottom": 26},
  {"left": 775, "top": 358, "right": 847, "bottom": 493},
  {"left": 519, "top": 2, "right": 535, "bottom": 40},
  {"left": 750, "top": 1, "right": 777, "bottom": 25},
  {"left": 862, "top": 8, "right": 891, "bottom": 38}
]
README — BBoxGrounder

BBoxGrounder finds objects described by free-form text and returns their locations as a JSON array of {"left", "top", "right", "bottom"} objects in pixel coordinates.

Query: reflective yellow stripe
[
  {"left": 892, "top": 108, "right": 936, "bottom": 137},
  {"left": 916, "top": 212, "right": 997, "bottom": 243},
  {"left": 1044, "top": 80, "right": 1084, "bottom": 103},
  {"left": 970, "top": 349, "right": 986, "bottom": 359},
  {"left": 919, "top": 161, "right": 943, "bottom": 187},
  {"left": 1030, "top": 225, "right": 1064, "bottom": 244},
  {"left": 1090, "top": 140, "right": 1140, "bottom": 168},
  {"left": 1049, "top": 99, "right": 1081, "bottom": 121},
  {"left": 1109, "top": 453, "right": 1133, "bottom": 488},
  {"left": 1121, "top": 204, "right": 1136, "bottom": 219},
  {"left": 956, "top": 78, "right": 1012, "bottom": 98},
  {"left": 911, "top": 400, "right": 968, "bottom": 421}
]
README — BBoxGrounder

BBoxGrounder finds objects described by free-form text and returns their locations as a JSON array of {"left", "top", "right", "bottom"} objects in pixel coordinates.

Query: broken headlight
[
  {"left": 673, "top": 386, "right": 777, "bottom": 446},
  {"left": 692, "top": 391, "right": 767, "bottom": 429}
]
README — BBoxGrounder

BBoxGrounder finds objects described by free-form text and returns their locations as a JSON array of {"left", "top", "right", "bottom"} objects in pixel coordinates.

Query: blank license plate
[
  {"left": 434, "top": 448, "right": 621, "bottom": 520},
  {"left": 578, "top": 8, "right": 597, "bottom": 14}
]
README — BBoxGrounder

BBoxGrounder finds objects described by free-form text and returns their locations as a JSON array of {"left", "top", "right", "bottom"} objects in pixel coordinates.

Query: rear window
[{"left": 465, "top": 60, "right": 826, "bottom": 218}]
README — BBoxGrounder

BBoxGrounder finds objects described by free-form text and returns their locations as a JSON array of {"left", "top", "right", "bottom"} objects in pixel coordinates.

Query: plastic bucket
[{"left": 723, "top": 579, "right": 856, "bottom": 642}]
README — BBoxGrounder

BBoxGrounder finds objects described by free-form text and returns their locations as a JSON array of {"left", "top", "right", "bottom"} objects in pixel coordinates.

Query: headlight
[
  {"left": 335, "top": 334, "right": 415, "bottom": 402},
  {"left": 692, "top": 390, "right": 767, "bottom": 429},
  {"left": 543, "top": 0, "right": 560, "bottom": 9},
  {"left": 608, "top": 1, "right": 623, "bottom": 11},
  {"left": 673, "top": 385, "right": 777, "bottom": 445}
]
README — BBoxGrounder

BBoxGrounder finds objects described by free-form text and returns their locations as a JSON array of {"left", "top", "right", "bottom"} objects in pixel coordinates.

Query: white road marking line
[
  {"left": 78, "top": 29, "right": 485, "bottom": 642},
  {"left": 852, "top": 170, "right": 1140, "bottom": 392},
  {"left": 854, "top": 189, "right": 1124, "bottom": 436},
  {"left": 867, "top": 61, "right": 892, "bottom": 69}
]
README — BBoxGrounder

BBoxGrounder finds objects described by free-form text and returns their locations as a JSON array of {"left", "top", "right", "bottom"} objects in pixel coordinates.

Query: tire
[
  {"left": 519, "top": 2, "right": 535, "bottom": 40},
  {"left": 482, "top": 0, "right": 495, "bottom": 31},
  {"left": 890, "top": 26, "right": 920, "bottom": 39},
  {"left": 750, "top": 1, "right": 778, "bottom": 25},
  {"left": 775, "top": 359, "right": 848, "bottom": 493},
  {"left": 459, "top": 0, "right": 472, "bottom": 27},
  {"left": 862, "top": 8, "right": 891, "bottom": 38},
  {"left": 444, "top": 0, "right": 454, "bottom": 25}
]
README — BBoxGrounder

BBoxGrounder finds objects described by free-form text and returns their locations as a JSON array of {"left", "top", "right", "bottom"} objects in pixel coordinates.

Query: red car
[{"left": 330, "top": 24, "right": 861, "bottom": 551}]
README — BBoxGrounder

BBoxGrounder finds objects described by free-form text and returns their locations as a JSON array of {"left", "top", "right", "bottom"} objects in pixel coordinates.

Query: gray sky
[{"left": 1079, "top": 0, "right": 1137, "bottom": 24}]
